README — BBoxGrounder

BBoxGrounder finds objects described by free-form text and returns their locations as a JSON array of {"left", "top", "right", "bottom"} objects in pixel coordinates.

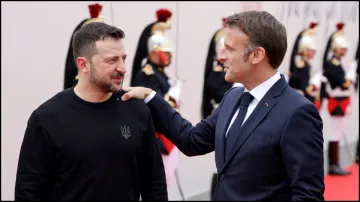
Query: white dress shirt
[
  {"left": 144, "top": 71, "right": 281, "bottom": 138},
  {"left": 224, "top": 71, "right": 281, "bottom": 137}
]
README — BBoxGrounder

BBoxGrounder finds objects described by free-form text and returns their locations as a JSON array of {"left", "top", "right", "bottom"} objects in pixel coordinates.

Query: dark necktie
[{"left": 225, "top": 92, "right": 254, "bottom": 158}]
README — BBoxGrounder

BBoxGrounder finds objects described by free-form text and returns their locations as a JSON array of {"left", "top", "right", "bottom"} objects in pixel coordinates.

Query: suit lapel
[
  {"left": 218, "top": 88, "right": 244, "bottom": 167},
  {"left": 219, "top": 76, "right": 288, "bottom": 174}
]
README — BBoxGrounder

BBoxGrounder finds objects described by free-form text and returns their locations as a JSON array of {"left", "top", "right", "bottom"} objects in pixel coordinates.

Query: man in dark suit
[{"left": 122, "top": 11, "right": 324, "bottom": 201}]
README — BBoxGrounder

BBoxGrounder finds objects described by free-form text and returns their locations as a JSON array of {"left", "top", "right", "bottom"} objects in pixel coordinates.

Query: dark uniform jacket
[{"left": 133, "top": 59, "right": 174, "bottom": 155}]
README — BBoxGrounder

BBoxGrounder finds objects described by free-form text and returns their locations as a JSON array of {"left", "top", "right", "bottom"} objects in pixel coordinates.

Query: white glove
[
  {"left": 346, "top": 60, "right": 357, "bottom": 82},
  {"left": 167, "top": 79, "right": 183, "bottom": 104},
  {"left": 309, "top": 71, "right": 323, "bottom": 89},
  {"left": 321, "top": 75, "right": 328, "bottom": 83}
]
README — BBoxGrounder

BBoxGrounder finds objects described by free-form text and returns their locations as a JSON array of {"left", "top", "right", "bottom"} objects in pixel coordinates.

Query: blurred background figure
[
  {"left": 322, "top": 22, "right": 357, "bottom": 176},
  {"left": 288, "top": 21, "right": 323, "bottom": 111},
  {"left": 63, "top": 3, "right": 104, "bottom": 90},
  {"left": 130, "top": 8, "right": 172, "bottom": 87},
  {"left": 202, "top": 17, "right": 233, "bottom": 121},
  {"left": 131, "top": 10, "right": 183, "bottom": 194},
  {"left": 353, "top": 42, "right": 359, "bottom": 164}
]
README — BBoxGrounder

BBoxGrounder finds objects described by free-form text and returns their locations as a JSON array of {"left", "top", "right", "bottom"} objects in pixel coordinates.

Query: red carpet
[{"left": 324, "top": 164, "right": 359, "bottom": 201}]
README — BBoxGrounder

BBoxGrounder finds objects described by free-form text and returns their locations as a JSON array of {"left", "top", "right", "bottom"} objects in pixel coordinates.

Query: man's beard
[{"left": 89, "top": 64, "right": 123, "bottom": 93}]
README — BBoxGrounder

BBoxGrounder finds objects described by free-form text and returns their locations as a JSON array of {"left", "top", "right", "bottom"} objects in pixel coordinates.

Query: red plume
[
  {"left": 222, "top": 17, "right": 227, "bottom": 23},
  {"left": 336, "top": 22, "right": 345, "bottom": 31},
  {"left": 309, "top": 22, "right": 318, "bottom": 29},
  {"left": 156, "top": 9, "right": 172, "bottom": 22},
  {"left": 88, "top": 3, "right": 102, "bottom": 19}
]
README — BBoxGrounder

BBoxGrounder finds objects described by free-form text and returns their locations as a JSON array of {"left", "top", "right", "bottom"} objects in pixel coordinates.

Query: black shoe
[{"left": 328, "top": 165, "right": 352, "bottom": 175}]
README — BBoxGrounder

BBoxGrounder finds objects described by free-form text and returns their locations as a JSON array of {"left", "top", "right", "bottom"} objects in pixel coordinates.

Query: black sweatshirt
[{"left": 15, "top": 88, "right": 167, "bottom": 201}]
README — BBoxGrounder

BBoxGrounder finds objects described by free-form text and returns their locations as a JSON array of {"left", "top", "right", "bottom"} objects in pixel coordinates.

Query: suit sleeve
[
  {"left": 280, "top": 103, "right": 325, "bottom": 201},
  {"left": 15, "top": 111, "right": 55, "bottom": 201},
  {"left": 140, "top": 108, "right": 168, "bottom": 201},
  {"left": 146, "top": 88, "right": 234, "bottom": 157}
]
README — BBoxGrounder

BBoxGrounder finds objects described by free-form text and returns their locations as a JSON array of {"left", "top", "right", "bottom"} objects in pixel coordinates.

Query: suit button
[{"left": 219, "top": 175, "right": 224, "bottom": 180}]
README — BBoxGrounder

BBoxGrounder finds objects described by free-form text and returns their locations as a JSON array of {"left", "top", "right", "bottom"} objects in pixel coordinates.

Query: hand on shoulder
[{"left": 121, "top": 86, "right": 154, "bottom": 101}]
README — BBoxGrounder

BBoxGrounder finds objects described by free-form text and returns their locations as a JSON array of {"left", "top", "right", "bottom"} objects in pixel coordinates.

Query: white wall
[{"left": 1, "top": 1, "right": 359, "bottom": 201}]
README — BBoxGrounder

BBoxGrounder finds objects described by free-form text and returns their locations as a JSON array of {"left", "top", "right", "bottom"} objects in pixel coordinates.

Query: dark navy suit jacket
[{"left": 146, "top": 75, "right": 324, "bottom": 201}]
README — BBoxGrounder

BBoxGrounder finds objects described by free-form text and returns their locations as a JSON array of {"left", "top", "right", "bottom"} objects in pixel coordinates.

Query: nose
[
  {"left": 217, "top": 48, "right": 227, "bottom": 64},
  {"left": 116, "top": 63, "right": 126, "bottom": 74}
]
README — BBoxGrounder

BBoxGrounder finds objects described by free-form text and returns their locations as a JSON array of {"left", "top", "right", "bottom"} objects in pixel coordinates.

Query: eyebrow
[
  {"left": 225, "top": 44, "right": 234, "bottom": 50},
  {"left": 105, "top": 54, "right": 127, "bottom": 60}
]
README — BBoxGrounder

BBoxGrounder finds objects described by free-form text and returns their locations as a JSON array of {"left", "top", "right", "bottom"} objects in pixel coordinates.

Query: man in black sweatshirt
[{"left": 14, "top": 22, "right": 168, "bottom": 201}]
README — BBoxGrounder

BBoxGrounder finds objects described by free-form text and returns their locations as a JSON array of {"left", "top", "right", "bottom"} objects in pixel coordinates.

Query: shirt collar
[{"left": 244, "top": 71, "right": 281, "bottom": 101}]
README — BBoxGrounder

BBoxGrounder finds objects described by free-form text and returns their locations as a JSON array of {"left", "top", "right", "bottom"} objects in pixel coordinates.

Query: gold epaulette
[
  {"left": 142, "top": 64, "right": 154, "bottom": 76},
  {"left": 331, "top": 58, "right": 340, "bottom": 66},
  {"left": 157, "top": 67, "right": 164, "bottom": 72},
  {"left": 296, "top": 59, "right": 305, "bottom": 68},
  {"left": 213, "top": 65, "right": 223, "bottom": 72}
]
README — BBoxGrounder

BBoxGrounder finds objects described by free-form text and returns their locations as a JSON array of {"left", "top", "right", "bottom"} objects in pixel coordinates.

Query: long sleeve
[
  {"left": 15, "top": 111, "right": 55, "bottom": 201},
  {"left": 140, "top": 108, "right": 168, "bottom": 201},
  {"left": 280, "top": 103, "right": 325, "bottom": 201},
  {"left": 146, "top": 88, "right": 228, "bottom": 156}
]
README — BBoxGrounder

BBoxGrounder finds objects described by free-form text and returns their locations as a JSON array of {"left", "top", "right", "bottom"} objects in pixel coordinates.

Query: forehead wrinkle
[{"left": 96, "top": 39, "right": 126, "bottom": 58}]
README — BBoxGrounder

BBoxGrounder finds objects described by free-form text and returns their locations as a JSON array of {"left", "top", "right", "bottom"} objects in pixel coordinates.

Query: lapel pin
[{"left": 265, "top": 103, "right": 269, "bottom": 107}]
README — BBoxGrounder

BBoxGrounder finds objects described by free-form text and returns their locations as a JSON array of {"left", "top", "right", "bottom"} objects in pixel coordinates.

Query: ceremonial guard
[
  {"left": 130, "top": 8, "right": 172, "bottom": 87},
  {"left": 63, "top": 3, "right": 104, "bottom": 89},
  {"left": 132, "top": 15, "right": 182, "bottom": 188},
  {"left": 322, "top": 23, "right": 357, "bottom": 175},
  {"left": 288, "top": 22, "right": 323, "bottom": 110},
  {"left": 202, "top": 17, "right": 233, "bottom": 120}
]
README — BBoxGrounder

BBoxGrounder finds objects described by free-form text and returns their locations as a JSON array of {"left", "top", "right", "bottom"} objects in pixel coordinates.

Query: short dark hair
[
  {"left": 226, "top": 11, "right": 287, "bottom": 69},
  {"left": 72, "top": 22, "right": 125, "bottom": 61}
]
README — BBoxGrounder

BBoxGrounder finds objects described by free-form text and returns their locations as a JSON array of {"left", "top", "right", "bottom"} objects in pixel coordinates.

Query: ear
[
  {"left": 76, "top": 57, "right": 90, "bottom": 73},
  {"left": 251, "top": 47, "right": 266, "bottom": 65}
]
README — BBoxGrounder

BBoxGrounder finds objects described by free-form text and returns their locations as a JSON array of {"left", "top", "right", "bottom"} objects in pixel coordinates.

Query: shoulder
[
  {"left": 135, "top": 64, "right": 156, "bottom": 81},
  {"left": 281, "top": 86, "right": 320, "bottom": 117},
  {"left": 142, "top": 64, "right": 155, "bottom": 76},
  {"left": 227, "top": 86, "right": 244, "bottom": 96},
  {"left": 326, "top": 58, "right": 340, "bottom": 68},
  {"left": 295, "top": 56, "right": 305, "bottom": 68},
  {"left": 331, "top": 58, "right": 341, "bottom": 66},
  {"left": 220, "top": 86, "right": 244, "bottom": 104},
  {"left": 30, "top": 89, "right": 73, "bottom": 125},
  {"left": 35, "top": 89, "right": 73, "bottom": 116},
  {"left": 115, "top": 90, "right": 151, "bottom": 120}
]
